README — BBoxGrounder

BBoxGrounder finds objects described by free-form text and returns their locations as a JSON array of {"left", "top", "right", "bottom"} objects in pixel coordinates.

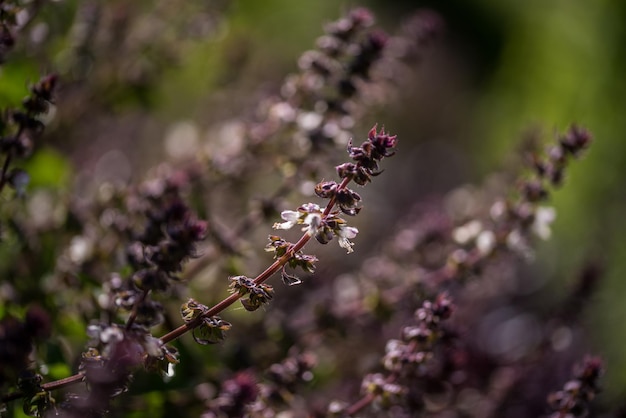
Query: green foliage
[
  {"left": 0, "top": 61, "right": 40, "bottom": 107},
  {"left": 22, "top": 148, "right": 71, "bottom": 189}
]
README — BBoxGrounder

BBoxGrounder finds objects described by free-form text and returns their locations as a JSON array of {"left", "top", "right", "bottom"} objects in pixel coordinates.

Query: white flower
[
  {"left": 532, "top": 206, "right": 557, "bottom": 240},
  {"left": 452, "top": 220, "right": 483, "bottom": 244},
  {"left": 337, "top": 225, "right": 358, "bottom": 253},
  {"left": 296, "top": 111, "right": 323, "bottom": 131},
  {"left": 144, "top": 336, "right": 164, "bottom": 358},
  {"left": 273, "top": 203, "right": 324, "bottom": 233},
  {"left": 476, "top": 230, "right": 496, "bottom": 255},
  {"left": 303, "top": 212, "right": 323, "bottom": 236},
  {"left": 273, "top": 210, "right": 300, "bottom": 230},
  {"left": 69, "top": 236, "right": 93, "bottom": 264}
]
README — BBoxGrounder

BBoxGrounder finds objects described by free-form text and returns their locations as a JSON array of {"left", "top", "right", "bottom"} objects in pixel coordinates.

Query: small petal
[
  {"left": 281, "top": 210, "right": 301, "bottom": 222},
  {"left": 273, "top": 220, "right": 296, "bottom": 230},
  {"left": 338, "top": 237, "right": 355, "bottom": 253},
  {"left": 339, "top": 225, "right": 359, "bottom": 239},
  {"left": 299, "top": 203, "right": 322, "bottom": 213}
]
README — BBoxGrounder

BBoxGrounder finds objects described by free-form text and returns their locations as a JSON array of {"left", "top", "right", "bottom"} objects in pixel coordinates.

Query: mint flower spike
[{"left": 272, "top": 124, "right": 399, "bottom": 256}]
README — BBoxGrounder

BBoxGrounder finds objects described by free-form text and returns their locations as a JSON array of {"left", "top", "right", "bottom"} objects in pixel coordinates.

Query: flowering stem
[
  {"left": 0, "top": 127, "right": 21, "bottom": 193},
  {"left": 1, "top": 373, "right": 85, "bottom": 403},
  {"left": 6, "top": 177, "right": 350, "bottom": 400},
  {"left": 42, "top": 373, "right": 85, "bottom": 391},
  {"left": 125, "top": 289, "right": 150, "bottom": 330},
  {"left": 342, "top": 373, "right": 402, "bottom": 416},
  {"left": 160, "top": 177, "right": 351, "bottom": 345},
  {"left": 343, "top": 393, "right": 375, "bottom": 416},
  {"left": 0, "top": 152, "right": 12, "bottom": 193}
]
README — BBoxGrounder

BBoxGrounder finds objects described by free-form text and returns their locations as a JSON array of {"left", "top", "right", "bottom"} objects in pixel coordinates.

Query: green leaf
[
  {"left": 0, "top": 61, "right": 40, "bottom": 108},
  {"left": 22, "top": 148, "right": 72, "bottom": 189}
]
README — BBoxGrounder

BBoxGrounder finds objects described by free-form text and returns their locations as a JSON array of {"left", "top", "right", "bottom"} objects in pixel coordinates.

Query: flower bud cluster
[
  {"left": 0, "top": 306, "right": 51, "bottom": 389},
  {"left": 361, "top": 373, "right": 405, "bottom": 410},
  {"left": 337, "top": 124, "right": 398, "bottom": 185},
  {"left": 547, "top": 357, "right": 603, "bottom": 418},
  {"left": 72, "top": 322, "right": 176, "bottom": 416},
  {"left": 132, "top": 175, "right": 208, "bottom": 276},
  {"left": 248, "top": 351, "right": 317, "bottom": 415},
  {"left": 329, "top": 294, "right": 455, "bottom": 415},
  {"left": 265, "top": 235, "right": 318, "bottom": 286},
  {"left": 502, "top": 126, "right": 592, "bottom": 249},
  {"left": 383, "top": 294, "right": 453, "bottom": 374},
  {"left": 85, "top": 323, "right": 163, "bottom": 364},
  {"left": 17, "top": 371, "right": 55, "bottom": 416},
  {"left": 202, "top": 352, "right": 316, "bottom": 418},
  {"left": 0, "top": 74, "right": 57, "bottom": 196},
  {"left": 438, "top": 126, "right": 592, "bottom": 284},
  {"left": 0, "top": 1, "right": 27, "bottom": 64},
  {"left": 259, "top": 8, "right": 388, "bottom": 149},
  {"left": 113, "top": 173, "right": 207, "bottom": 325},
  {"left": 322, "top": 8, "right": 387, "bottom": 83},
  {"left": 315, "top": 181, "right": 362, "bottom": 216},
  {"left": 529, "top": 125, "right": 592, "bottom": 187},
  {"left": 265, "top": 235, "right": 318, "bottom": 272},
  {"left": 265, "top": 351, "right": 317, "bottom": 392},
  {"left": 266, "top": 124, "right": 397, "bottom": 295},
  {"left": 201, "top": 372, "right": 259, "bottom": 418},
  {"left": 48, "top": 172, "right": 206, "bottom": 414},
  {"left": 181, "top": 298, "right": 232, "bottom": 345},
  {"left": 228, "top": 276, "right": 275, "bottom": 312}
]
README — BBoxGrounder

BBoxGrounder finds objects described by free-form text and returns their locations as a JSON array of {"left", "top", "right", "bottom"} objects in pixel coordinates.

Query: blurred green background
[{"left": 2, "top": 0, "right": 626, "bottom": 412}]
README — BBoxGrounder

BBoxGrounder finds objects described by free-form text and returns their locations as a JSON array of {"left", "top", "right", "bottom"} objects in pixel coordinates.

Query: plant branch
[
  {"left": 0, "top": 149, "right": 13, "bottom": 193},
  {"left": 1, "top": 373, "right": 85, "bottom": 404},
  {"left": 0, "top": 126, "right": 22, "bottom": 194},
  {"left": 0, "top": 165, "right": 353, "bottom": 402},
  {"left": 125, "top": 289, "right": 150, "bottom": 330},
  {"left": 343, "top": 393, "right": 375, "bottom": 416},
  {"left": 161, "top": 176, "right": 351, "bottom": 345}
]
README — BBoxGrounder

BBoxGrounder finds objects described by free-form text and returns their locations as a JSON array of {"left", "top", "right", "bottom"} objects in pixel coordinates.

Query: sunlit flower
[
  {"left": 273, "top": 210, "right": 300, "bottom": 230},
  {"left": 452, "top": 220, "right": 483, "bottom": 244},
  {"left": 476, "top": 230, "right": 496, "bottom": 255},
  {"left": 337, "top": 224, "right": 358, "bottom": 253},
  {"left": 272, "top": 204, "right": 324, "bottom": 235},
  {"left": 303, "top": 212, "right": 323, "bottom": 236},
  {"left": 532, "top": 206, "right": 557, "bottom": 240}
]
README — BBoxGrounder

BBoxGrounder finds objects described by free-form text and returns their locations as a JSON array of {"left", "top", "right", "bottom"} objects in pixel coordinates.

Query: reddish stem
[
  {"left": 161, "top": 176, "right": 351, "bottom": 344},
  {"left": 1, "top": 373, "right": 85, "bottom": 403},
  {"left": 343, "top": 393, "right": 375, "bottom": 416},
  {"left": 4, "top": 177, "right": 353, "bottom": 400}
]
